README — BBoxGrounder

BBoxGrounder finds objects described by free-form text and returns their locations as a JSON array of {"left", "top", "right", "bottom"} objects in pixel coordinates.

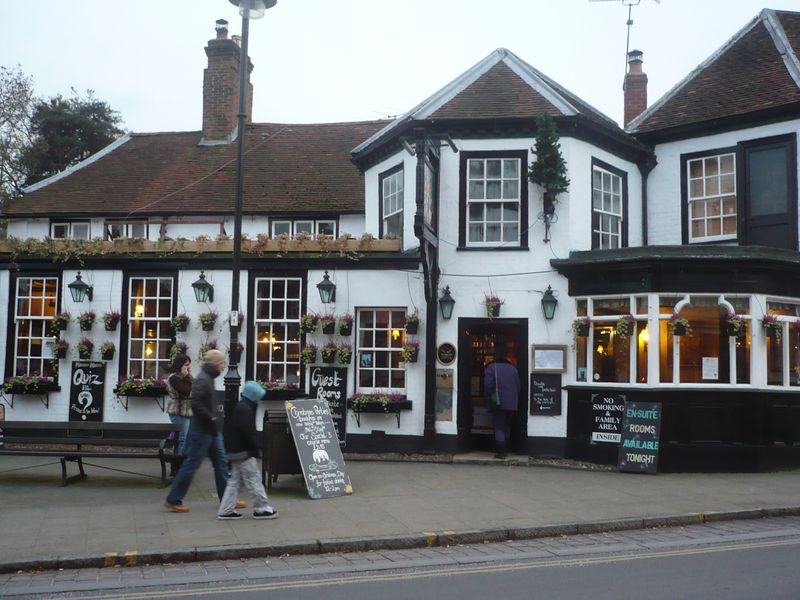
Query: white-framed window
[
  {"left": 270, "top": 219, "right": 337, "bottom": 239},
  {"left": 592, "top": 166, "right": 623, "bottom": 249},
  {"left": 380, "top": 166, "right": 404, "bottom": 241},
  {"left": 127, "top": 276, "right": 173, "bottom": 379},
  {"left": 765, "top": 301, "right": 800, "bottom": 387},
  {"left": 51, "top": 222, "right": 90, "bottom": 240},
  {"left": 13, "top": 276, "right": 59, "bottom": 378},
  {"left": 254, "top": 277, "right": 302, "bottom": 386},
  {"left": 357, "top": 308, "right": 406, "bottom": 391},
  {"left": 109, "top": 222, "right": 148, "bottom": 240},
  {"left": 466, "top": 157, "right": 521, "bottom": 246},
  {"left": 687, "top": 152, "right": 737, "bottom": 242}
]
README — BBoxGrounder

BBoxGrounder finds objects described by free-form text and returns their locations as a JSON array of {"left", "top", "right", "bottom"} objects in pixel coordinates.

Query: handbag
[{"left": 488, "top": 364, "right": 501, "bottom": 410}]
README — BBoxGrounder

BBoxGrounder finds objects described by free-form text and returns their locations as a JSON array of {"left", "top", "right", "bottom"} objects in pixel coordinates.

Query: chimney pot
[
  {"left": 215, "top": 19, "right": 229, "bottom": 40},
  {"left": 624, "top": 50, "right": 647, "bottom": 127}
]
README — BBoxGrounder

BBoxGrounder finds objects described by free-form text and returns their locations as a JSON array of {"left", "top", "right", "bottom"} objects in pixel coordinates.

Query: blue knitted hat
[{"left": 241, "top": 381, "right": 266, "bottom": 403}]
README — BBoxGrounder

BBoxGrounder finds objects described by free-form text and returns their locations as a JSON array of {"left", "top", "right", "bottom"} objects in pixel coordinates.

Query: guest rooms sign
[{"left": 308, "top": 366, "right": 347, "bottom": 445}]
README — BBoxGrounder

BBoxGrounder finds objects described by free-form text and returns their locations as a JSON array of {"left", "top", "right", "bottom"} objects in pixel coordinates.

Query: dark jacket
[
  {"left": 225, "top": 398, "right": 261, "bottom": 461},
  {"left": 189, "top": 364, "right": 220, "bottom": 435},
  {"left": 484, "top": 360, "right": 521, "bottom": 411}
]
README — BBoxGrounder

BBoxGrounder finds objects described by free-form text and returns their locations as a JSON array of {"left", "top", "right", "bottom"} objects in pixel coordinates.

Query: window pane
[{"left": 468, "top": 160, "right": 484, "bottom": 179}]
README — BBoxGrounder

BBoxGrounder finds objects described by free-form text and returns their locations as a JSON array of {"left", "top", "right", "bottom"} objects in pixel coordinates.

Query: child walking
[{"left": 217, "top": 381, "right": 278, "bottom": 520}]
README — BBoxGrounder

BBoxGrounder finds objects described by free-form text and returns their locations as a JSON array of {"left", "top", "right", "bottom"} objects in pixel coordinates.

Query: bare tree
[{"left": 0, "top": 65, "right": 35, "bottom": 202}]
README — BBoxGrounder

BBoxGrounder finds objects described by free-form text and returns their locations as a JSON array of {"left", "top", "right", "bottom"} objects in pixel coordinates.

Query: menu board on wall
[
  {"left": 530, "top": 373, "right": 561, "bottom": 415},
  {"left": 591, "top": 393, "right": 625, "bottom": 443},
  {"left": 69, "top": 361, "right": 105, "bottom": 422},
  {"left": 618, "top": 401, "right": 662, "bottom": 474},
  {"left": 286, "top": 399, "right": 353, "bottom": 499},
  {"left": 308, "top": 366, "right": 347, "bottom": 445}
]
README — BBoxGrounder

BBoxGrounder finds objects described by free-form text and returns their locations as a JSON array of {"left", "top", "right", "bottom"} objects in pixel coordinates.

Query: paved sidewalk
[{"left": 1, "top": 453, "right": 799, "bottom": 572}]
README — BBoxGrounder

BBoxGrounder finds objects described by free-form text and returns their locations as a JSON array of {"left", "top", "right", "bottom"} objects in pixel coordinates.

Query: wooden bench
[{"left": 0, "top": 421, "right": 180, "bottom": 486}]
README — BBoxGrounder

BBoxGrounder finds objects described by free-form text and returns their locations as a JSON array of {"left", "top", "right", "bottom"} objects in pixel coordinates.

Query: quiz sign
[
  {"left": 69, "top": 361, "right": 105, "bottom": 422},
  {"left": 618, "top": 401, "right": 662, "bottom": 474}
]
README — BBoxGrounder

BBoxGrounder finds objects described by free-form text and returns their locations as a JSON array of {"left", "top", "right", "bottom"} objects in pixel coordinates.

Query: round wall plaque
[{"left": 437, "top": 342, "right": 457, "bottom": 365}]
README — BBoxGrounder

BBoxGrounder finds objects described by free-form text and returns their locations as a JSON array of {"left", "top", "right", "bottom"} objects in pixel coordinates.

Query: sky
[{"left": 2, "top": 1, "right": 799, "bottom": 133}]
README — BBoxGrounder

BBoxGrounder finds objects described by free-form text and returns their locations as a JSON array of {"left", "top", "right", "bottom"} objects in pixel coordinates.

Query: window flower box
[
  {"left": 115, "top": 377, "right": 167, "bottom": 397},
  {"left": 3, "top": 376, "right": 58, "bottom": 395},
  {"left": 258, "top": 380, "right": 302, "bottom": 401},
  {"left": 347, "top": 392, "right": 412, "bottom": 427}
]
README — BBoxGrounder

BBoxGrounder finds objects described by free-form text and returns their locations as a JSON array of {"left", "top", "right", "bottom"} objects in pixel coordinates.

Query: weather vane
[{"left": 590, "top": 0, "right": 661, "bottom": 83}]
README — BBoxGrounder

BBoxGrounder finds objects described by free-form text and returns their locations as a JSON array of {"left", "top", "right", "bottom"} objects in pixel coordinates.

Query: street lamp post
[{"left": 224, "top": 0, "right": 276, "bottom": 420}]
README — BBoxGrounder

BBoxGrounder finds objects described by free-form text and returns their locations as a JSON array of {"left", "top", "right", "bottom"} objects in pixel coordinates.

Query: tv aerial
[{"left": 590, "top": 0, "right": 661, "bottom": 82}]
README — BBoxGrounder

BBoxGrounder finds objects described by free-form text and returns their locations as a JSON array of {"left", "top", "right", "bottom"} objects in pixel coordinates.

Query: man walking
[
  {"left": 164, "top": 349, "right": 230, "bottom": 513},
  {"left": 217, "top": 381, "right": 278, "bottom": 520}
]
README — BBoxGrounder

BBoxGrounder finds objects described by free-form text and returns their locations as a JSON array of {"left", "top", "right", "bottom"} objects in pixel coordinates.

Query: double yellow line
[{"left": 76, "top": 537, "right": 800, "bottom": 599}]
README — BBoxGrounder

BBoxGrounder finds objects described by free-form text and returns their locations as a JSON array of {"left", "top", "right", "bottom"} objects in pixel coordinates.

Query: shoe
[
  {"left": 253, "top": 507, "right": 278, "bottom": 520},
  {"left": 235, "top": 500, "right": 247, "bottom": 509},
  {"left": 217, "top": 511, "right": 244, "bottom": 520},
  {"left": 164, "top": 502, "right": 189, "bottom": 513}
]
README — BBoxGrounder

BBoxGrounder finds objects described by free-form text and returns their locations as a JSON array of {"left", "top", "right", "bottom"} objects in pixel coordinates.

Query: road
[{"left": 5, "top": 516, "right": 800, "bottom": 599}]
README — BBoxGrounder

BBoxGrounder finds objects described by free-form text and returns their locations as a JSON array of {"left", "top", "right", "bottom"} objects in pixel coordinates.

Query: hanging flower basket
[
  {"left": 405, "top": 310, "right": 420, "bottom": 335},
  {"left": 198, "top": 311, "right": 218, "bottom": 332},
  {"left": 762, "top": 314, "right": 782, "bottom": 342},
  {"left": 77, "top": 338, "right": 93, "bottom": 359},
  {"left": 100, "top": 342, "right": 115, "bottom": 361},
  {"left": 337, "top": 343, "right": 353, "bottom": 364},
  {"left": 169, "top": 341, "right": 188, "bottom": 362},
  {"left": 337, "top": 314, "right": 354, "bottom": 336},
  {"left": 615, "top": 314, "right": 635, "bottom": 340},
  {"left": 78, "top": 311, "right": 96, "bottom": 331},
  {"left": 402, "top": 341, "right": 420, "bottom": 363},
  {"left": 321, "top": 342, "right": 337, "bottom": 363},
  {"left": 50, "top": 312, "right": 71, "bottom": 335},
  {"left": 725, "top": 314, "right": 745, "bottom": 337},
  {"left": 300, "top": 344, "right": 318, "bottom": 365},
  {"left": 484, "top": 295, "right": 503, "bottom": 319},
  {"left": 571, "top": 317, "right": 591, "bottom": 341},
  {"left": 50, "top": 339, "right": 69, "bottom": 359},
  {"left": 172, "top": 314, "right": 189, "bottom": 332},
  {"left": 320, "top": 315, "right": 336, "bottom": 335},
  {"left": 668, "top": 313, "right": 692, "bottom": 337},
  {"left": 300, "top": 314, "right": 319, "bottom": 334},
  {"left": 103, "top": 311, "right": 121, "bottom": 331}
]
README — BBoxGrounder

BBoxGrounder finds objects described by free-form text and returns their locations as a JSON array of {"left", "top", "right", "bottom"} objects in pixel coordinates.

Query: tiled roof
[
  {"left": 7, "top": 120, "right": 389, "bottom": 217},
  {"left": 628, "top": 10, "right": 800, "bottom": 134},
  {"left": 353, "top": 48, "right": 623, "bottom": 157}
]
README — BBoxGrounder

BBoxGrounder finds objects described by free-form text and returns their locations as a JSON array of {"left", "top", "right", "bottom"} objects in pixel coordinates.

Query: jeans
[
  {"left": 168, "top": 414, "right": 191, "bottom": 455},
  {"left": 166, "top": 430, "right": 228, "bottom": 506},
  {"left": 218, "top": 457, "right": 271, "bottom": 516}
]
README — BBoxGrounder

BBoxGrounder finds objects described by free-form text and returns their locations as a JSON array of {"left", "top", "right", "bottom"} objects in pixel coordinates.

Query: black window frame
[
  {"left": 590, "top": 158, "right": 629, "bottom": 250},
  {"left": 458, "top": 149, "right": 529, "bottom": 250}
]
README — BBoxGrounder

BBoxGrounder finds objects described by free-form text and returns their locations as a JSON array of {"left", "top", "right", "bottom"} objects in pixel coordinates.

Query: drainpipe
[{"left": 639, "top": 154, "right": 657, "bottom": 245}]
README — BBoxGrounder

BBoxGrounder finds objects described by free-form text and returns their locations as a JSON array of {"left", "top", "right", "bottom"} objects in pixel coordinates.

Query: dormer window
[{"left": 51, "top": 221, "right": 90, "bottom": 240}]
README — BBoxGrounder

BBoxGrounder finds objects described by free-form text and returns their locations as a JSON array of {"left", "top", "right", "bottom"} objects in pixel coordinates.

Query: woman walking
[{"left": 165, "top": 354, "right": 193, "bottom": 470}]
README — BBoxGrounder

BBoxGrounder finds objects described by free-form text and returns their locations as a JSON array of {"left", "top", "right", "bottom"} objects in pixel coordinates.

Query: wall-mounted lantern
[
  {"left": 317, "top": 271, "right": 336, "bottom": 304},
  {"left": 192, "top": 271, "right": 214, "bottom": 303},
  {"left": 439, "top": 286, "right": 455, "bottom": 320},
  {"left": 68, "top": 271, "right": 93, "bottom": 303},
  {"left": 541, "top": 285, "right": 558, "bottom": 320}
]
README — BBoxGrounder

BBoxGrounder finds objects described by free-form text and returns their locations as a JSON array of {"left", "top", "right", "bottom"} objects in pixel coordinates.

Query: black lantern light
[
  {"left": 541, "top": 285, "right": 558, "bottom": 320},
  {"left": 192, "top": 271, "right": 214, "bottom": 303},
  {"left": 439, "top": 285, "right": 455, "bottom": 320},
  {"left": 68, "top": 271, "right": 93, "bottom": 303},
  {"left": 317, "top": 271, "right": 336, "bottom": 304}
]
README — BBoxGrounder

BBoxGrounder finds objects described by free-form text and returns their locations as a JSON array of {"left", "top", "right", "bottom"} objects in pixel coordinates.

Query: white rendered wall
[
  {"left": 363, "top": 151, "right": 418, "bottom": 251},
  {"left": 647, "top": 118, "right": 800, "bottom": 246}
]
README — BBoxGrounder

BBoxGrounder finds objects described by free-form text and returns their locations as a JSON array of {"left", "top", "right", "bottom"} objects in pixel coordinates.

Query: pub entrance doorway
[{"left": 457, "top": 318, "right": 528, "bottom": 453}]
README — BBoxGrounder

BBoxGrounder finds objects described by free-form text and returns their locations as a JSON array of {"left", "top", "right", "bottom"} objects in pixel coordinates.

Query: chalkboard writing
[
  {"left": 618, "top": 401, "right": 662, "bottom": 474},
  {"left": 308, "top": 366, "right": 347, "bottom": 446},
  {"left": 591, "top": 393, "right": 624, "bottom": 443},
  {"left": 69, "top": 361, "right": 105, "bottom": 422},
  {"left": 285, "top": 399, "right": 353, "bottom": 499},
  {"left": 530, "top": 373, "right": 561, "bottom": 415}
]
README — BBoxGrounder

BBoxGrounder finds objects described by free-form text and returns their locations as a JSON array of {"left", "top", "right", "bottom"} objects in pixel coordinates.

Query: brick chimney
[
  {"left": 623, "top": 50, "right": 647, "bottom": 127},
  {"left": 201, "top": 19, "right": 254, "bottom": 143}
]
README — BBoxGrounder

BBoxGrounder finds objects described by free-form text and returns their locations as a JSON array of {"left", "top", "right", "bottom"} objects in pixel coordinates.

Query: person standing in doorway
[
  {"left": 484, "top": 346, "right": 521, "bottom": 459},
  {"left": 217, "top": 381, "right": 278, "bottom": 520},
  {"left": 165, "top": 349, "right": 230, "bottom": 513}
]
